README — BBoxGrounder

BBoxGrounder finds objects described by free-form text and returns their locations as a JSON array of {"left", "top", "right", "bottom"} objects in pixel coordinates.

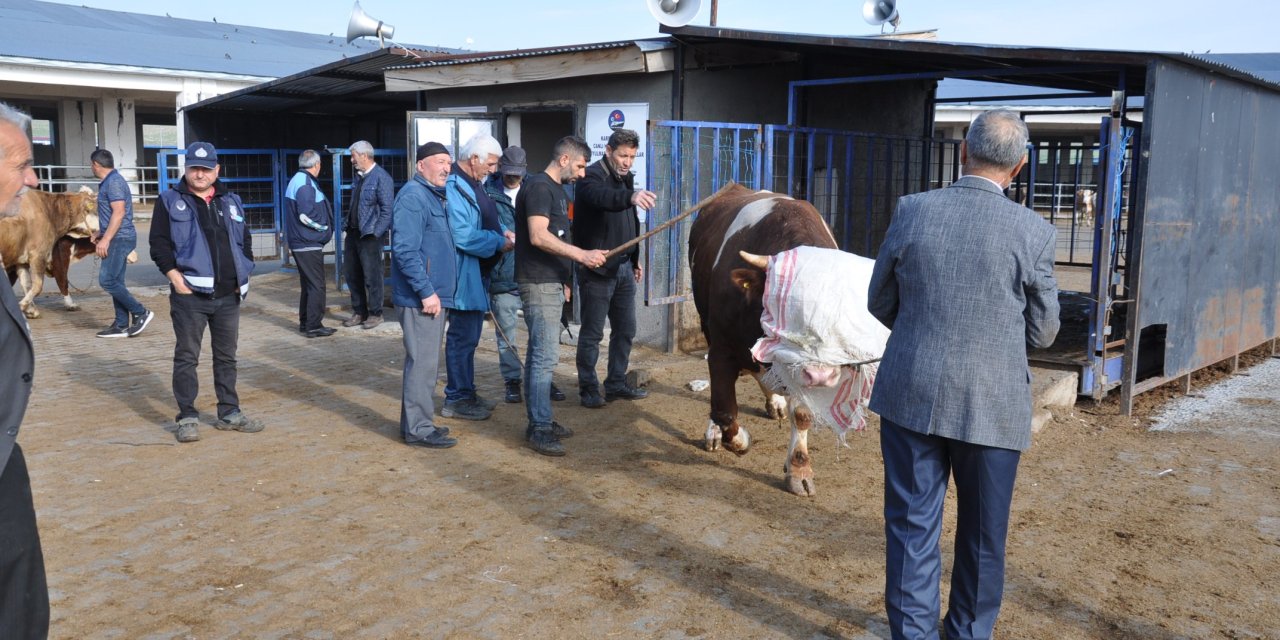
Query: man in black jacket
[
  {"left": 150, "top": 142, "right": 262, "bottom": 443},
  {"left": 572, "top": 129, "right": 655, "bottom": 408}
]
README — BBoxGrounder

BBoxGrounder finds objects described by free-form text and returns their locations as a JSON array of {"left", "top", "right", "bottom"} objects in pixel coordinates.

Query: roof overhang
[{"left": 383, "top": 40, "right": 676, "bottom": 92}]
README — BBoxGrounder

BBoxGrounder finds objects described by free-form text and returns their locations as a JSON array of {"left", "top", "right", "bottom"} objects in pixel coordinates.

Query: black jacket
[{"left": 572, "top": 156, "right": 640, "bottom": 276}]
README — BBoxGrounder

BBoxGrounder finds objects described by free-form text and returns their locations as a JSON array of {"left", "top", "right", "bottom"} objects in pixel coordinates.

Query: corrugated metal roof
[
  {"left": 384, "top": 39, "right": 669, "bottom": 71},
  {"left": 0, "top": 0, "right": 454, "bottom": 78},
  {"left": 1198, "top": 53, "right": 1280, "bottom": 84}
]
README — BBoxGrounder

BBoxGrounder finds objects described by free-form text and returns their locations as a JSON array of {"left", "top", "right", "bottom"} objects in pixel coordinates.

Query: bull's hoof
[
  {"left": 704, "top": 421, "right": 722, "bottom": 452},
  {"left": 723, "top": 428, "right": 751, "bottom": 456},
  {"left": 766, "top": 395, "right": 788, "bottom": 421},
  {"left": 63, "top": 298, "right": 79, "bottom": 311},
  {"left": 21, "top": 306, "right": 40, "bottom": 319},
  {"left": 785, "top": 469, "right": 817, "bottom": 497}
]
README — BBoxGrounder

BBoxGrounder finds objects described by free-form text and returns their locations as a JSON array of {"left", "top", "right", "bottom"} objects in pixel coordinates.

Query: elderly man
[
  {"left": 342, "top": 140, "right": 394, "bottom": 330},
  {"left": 150, "top": 141, "right": 263, "bottom": 444},
  {"left": 391, "top": 142, "right": 458, "bottom": 449},
  {"left": 572, "top": 128, "right": 655, "bottom": 407},
  {"left": 868, "top": 109, "right": 1060, "bottom": 640},
  {"left": 90, "top": 148, "right": 153, "bottom": 338},
  {"left": 514, "top": 136, "right": 607, "bottom": 456},
  {"left": 0, "top": 102, "right": 48, "bottom": 638},
  {"left": 285, "top": 149, "right": 335, "bottom": 338},
  {"left": 441, "top": 133, "right": 514, "bottom": 421}
]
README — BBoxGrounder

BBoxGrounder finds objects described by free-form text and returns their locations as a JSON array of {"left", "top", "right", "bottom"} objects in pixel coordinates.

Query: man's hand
[
  {"left": 564, "top": 284, "right": 572, "bottom": 303},
  {"left": 166, "top": 270, "right": 193, "bottom": 295},
  {"left": 578, "top": 248, "right": 607, "bottom": 269},
  {"left": 420, "top": 293, "right": 441, "bottom": 316},
  {"left": 502, "top": 230, "right": 516, "bottom": 252},
  {"left": 631, "top": 189, "right": 657, "bottom": 210},
  {"left": 95, "top": 236, "right": 111, "bottom": 258},
  {"left": 633, "top": 264, "right": 643, "bottom": 284}
]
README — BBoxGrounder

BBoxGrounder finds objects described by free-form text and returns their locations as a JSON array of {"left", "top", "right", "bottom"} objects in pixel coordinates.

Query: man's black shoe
[
  {"left": 550, "top": 384, "right": 567, "bottom": 401},
  {"left": 304, "top": 327, "right": 337, "bottom": 338},
  {"left": 504, "top": 380, "right": 523, "bottom": 404},
  {"left": 580, "top": 388, "right": 606, "bottom": 409},
  {"left": 406, "top": 430, "right": 457, "bottom": 449},
  {"left": 550, "top": 421, "right": 575, "bottom": 439},
  {"left": 527, "top": 430, "right": 565, "bottom": 456},
  {"left": 605, "top": 386, "right": 649, "bottom": 401}
]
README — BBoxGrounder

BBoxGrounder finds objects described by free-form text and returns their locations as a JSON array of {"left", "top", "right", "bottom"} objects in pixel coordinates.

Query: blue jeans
[
  {"left": 519, "top": 282, "right": 563, "bottom": 429},
  {"left": 444, "top": 309, "right": 485, "bottom": 403},
  {"left": 490, "top": 291, "right": 523, "bottom": 383},
  {"left": 880, "top": 418, "right": 1021, "bottom": 640},
  {"left": 575, "top": 266, "right": 636, "bottom": 394},
  {"left": 169, "top": 292, "right": 241, "bottom": 422},
  {"left": 98, "top": 234, "right": 145, "bottom": 328}
]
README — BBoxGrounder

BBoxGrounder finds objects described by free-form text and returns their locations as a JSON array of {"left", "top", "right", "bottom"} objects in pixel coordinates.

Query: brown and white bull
[
  {"left": 0, "top": 188, "right": 98, "bottom": 317},
  {"left": 1074, "top": 188, "right": 1096, "bottom": 227},
  {"left": 690, "top": 183, "right": 873, "bottom": 495}
]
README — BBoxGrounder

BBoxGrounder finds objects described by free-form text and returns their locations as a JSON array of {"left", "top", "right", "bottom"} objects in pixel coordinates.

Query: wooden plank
[{"left": 385, "top": 48, "right": 647, "bottom": 91}]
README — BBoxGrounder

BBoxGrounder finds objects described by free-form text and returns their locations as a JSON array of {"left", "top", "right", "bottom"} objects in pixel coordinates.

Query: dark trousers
[
  {"left": 575, "top": 266, "right": 636, "bottom": 394},
  {"left": 880, "top": 418, "right": 1021, "bottom": 640},
  {"left": 0, "top": 445, "right": 49, "bottom": 640},
  {"left": 292, "top": 249, "right": 326, "bottom": 331},
  {"left": 343, "top": 233, "right": 383, "bottom": 318},
  {"left": 444, "top": 309, "right": 485, "bottom": 404},
  {"left": 170, "top": 292, "right": 241, "bottom": 422}
]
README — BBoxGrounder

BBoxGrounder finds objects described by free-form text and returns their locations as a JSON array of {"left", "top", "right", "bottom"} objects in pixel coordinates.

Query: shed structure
[{"left": 184, "top": 27, "right": 1280, "bottom": 412}]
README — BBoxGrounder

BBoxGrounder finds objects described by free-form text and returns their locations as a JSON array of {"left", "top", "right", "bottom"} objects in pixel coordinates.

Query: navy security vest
[{"left": 159, "top": 189, "right": 255, "bottom": 297}]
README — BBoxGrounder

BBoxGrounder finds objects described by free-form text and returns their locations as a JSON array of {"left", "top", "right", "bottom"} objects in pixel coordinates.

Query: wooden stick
[{"left": 603, "top": 182, "right": 738, "bottom": 260}]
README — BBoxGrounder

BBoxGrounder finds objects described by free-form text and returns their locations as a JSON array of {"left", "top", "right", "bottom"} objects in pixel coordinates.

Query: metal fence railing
[{"left": 34, "top": 165, "right": 167, "bottom": 203}]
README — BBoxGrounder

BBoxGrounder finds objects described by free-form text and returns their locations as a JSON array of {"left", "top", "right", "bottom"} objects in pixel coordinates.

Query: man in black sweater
[{"left": 571, "top": 129, "right": 655, "bottom": 408}]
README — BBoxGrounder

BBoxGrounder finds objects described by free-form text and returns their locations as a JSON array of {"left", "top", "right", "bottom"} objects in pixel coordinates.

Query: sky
[{"left": 45, "top": 0, "right": 1280, "bottom": 54}]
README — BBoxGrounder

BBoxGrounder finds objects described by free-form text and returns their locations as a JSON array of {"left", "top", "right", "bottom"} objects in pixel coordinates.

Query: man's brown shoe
[
  {"left": 362, "top": 315, "right": 384, "bottom": 330},
  {"left": 342, "top": 314, "right": 366, "bottom": 328}
]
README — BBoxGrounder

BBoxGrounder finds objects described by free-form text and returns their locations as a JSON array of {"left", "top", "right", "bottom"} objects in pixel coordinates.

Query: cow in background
[
  {"left": 689, "top": 183, "right": 851, "bottom": 495},
  {"left": 1075, "top": 187, "right": 1096, "bottom": 228},
  {"left": 1, "top": 188, "right": 97, "bottom": 317}
]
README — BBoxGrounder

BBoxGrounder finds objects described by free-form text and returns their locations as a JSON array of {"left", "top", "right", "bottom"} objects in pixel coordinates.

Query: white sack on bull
[{"left": 750, "top": 246, "right": 889, "bottom": 443}]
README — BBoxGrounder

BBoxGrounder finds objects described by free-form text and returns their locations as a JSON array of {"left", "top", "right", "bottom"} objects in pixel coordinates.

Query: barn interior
[{"left": 181, "top": 26, "right": 1280, "bottom": 414}]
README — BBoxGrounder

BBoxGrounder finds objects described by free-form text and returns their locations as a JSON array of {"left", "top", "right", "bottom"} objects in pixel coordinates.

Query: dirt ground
[{"left": 16, "top": 259, "right": 1280, "bottom": 639}]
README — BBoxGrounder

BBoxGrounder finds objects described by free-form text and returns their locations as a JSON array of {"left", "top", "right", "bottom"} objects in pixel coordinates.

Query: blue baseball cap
[{"left": 185, "top": 141, "right": 219, "bottom": 169}]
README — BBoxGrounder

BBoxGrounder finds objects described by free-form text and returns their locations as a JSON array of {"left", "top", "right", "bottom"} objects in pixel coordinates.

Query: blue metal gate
[{"left": 158, "top": 149, "right": 284, "bottom": 260}]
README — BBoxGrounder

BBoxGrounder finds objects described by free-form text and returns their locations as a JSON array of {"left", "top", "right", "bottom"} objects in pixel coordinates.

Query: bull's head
[
  {"left": 729, "top": 250, "right": 769, "bottom": 304},
  {"left": 69, "top": 187, "right": 97, "bottom": 239},
  {"left": 733, "top": 249, "right": 843, "bottom": 388}
]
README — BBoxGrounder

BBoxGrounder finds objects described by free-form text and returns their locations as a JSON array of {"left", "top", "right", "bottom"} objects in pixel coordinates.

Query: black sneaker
[
  {"left": 441, "top": 398, "right": 491, "bottom": 421},
  {"left": 472, "top": 394, "right": 498, "bottom": 411},
  {"left": 550, "top": 384, "right": 567, "bottom": 401},
  {"left": 96, "top": 325, "right": 128, "bottom": 338},
  {"left": 504, "top": 380, "right": 523, "bottom": 404},
  {"left": 606, "top": 385, "right": 649, "bottom": 401},
  {"left": 405, "top": 430, "right": 457, "bottom": 449},
  {"left": 580, "top": 388, "right": 606, "bottom": 409},
  {"left": 126, "top": 310, "right": 155, "bottom": 337},
  {"left": 527, "top": 430, "right": 565, "bottom": 456},
  {"left": 550, "top": 421, "right": 575, "bottom": 439}
]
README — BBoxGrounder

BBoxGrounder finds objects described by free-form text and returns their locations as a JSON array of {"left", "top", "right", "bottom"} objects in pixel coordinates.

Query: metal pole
[{"left": 710, "top": 0, "right": 719, "bottom": 26}]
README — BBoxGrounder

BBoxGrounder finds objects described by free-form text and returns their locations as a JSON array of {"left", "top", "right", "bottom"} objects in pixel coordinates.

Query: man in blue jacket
[
  {"left": 342, "top": 140, "right": 394, "bottom": 330},
  {"left": 150, "top": 141, "right": 262, "bottom": 444},
  {"left": 442, "top": 133, "right": 513, "bottom": 421},
  {"left": 391, "top": 142, "right": 458, "bottom": 449},
  {"left": 285, "top": 149, "right": 335, "bottom": 338}
]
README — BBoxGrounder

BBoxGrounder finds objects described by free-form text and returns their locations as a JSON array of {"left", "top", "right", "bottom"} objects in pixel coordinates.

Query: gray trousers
[{"left": 399, "top": 305, "right": 447, "bottom": 442}]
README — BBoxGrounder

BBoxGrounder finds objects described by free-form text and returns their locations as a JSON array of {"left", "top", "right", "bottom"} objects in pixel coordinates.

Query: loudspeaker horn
[
  {"left": 646, "top": 0, "right": 702, "bottom": 27},
  {"left": 862, "top": 0, "right": 901, "bottom": 31},
  {"left": 346, "top": 1, "right": 395, "bottom": 46}
]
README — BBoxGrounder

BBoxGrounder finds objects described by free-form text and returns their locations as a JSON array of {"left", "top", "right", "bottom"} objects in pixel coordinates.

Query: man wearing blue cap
[{"left": 150, "top": 141, "right": 263, "bottom": 443}]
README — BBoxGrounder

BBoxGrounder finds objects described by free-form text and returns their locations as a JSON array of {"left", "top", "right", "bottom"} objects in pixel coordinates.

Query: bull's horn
[{"left": 739, "top": 251, "right": 769, "bottom": 269}]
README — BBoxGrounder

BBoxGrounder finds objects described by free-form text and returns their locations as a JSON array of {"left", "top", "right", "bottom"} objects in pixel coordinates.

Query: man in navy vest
[
  {"left": 150, "top": 141, "right": 263, "bottom": 444},
  {"left": 0, "top": 100, "right": 49, "bottom": 640}
]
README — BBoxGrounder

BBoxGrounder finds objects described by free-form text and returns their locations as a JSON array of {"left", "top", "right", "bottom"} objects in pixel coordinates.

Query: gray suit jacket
[
  {"left": 867, "top": 175, "right": 1060, "bottom": 451},
  {"left": 1, "top": 280, "right": 35, "bottom": 476}
]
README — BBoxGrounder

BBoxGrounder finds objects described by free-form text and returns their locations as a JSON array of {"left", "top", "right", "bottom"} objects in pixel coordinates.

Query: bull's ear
[{"left": 730, "top": 268, "right": 764, "bottom": 301}]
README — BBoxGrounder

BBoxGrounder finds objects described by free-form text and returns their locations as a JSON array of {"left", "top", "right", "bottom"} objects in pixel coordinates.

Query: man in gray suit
[
  {"left": 868, "top": 109, "right": 1059, "bottom": 640},
  {"left": 0, "top": 101, "right": 50, "bottom": 638}
]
